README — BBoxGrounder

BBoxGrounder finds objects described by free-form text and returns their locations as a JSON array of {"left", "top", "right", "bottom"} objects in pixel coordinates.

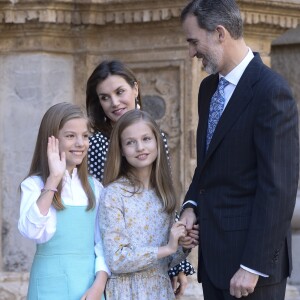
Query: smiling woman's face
[{"left": 96, "top": 75, "right": 138, "bottom": 124}]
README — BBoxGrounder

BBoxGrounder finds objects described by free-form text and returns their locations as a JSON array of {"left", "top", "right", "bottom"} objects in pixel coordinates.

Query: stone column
[{"left": 0, "top": 53, "right": 75, "bottom": 298}]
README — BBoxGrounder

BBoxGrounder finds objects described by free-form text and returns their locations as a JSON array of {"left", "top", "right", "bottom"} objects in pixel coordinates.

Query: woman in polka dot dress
[{"left": 86, "top": 60, "right": 196, "bottom": 297}]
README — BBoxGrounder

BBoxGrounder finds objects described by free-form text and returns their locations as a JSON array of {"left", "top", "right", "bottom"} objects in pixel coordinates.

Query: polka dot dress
[
  {"left": 88, "top": 131, "right": 195, "bottom": 278},
  {"left": 88, "top": 132, "right": 109, "bottom": 182}
]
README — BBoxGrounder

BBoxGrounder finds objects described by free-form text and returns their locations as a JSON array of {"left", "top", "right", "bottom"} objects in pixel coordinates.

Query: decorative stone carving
[
  {"left": 0, "top": 272, "right": 29, "bottom": 300},
  {"left": 142, "top": 95, "right": 166, "bottom": 120},
  {"left": 132, "top": 64, "right": 183, "bottom": 197},
  {"left": 0, "top": 1, "right": 299, "bottom": 29}
]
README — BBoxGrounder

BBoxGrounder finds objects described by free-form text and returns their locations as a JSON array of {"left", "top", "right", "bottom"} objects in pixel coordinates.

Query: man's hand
[
  {"left": 230, "top": 268, "right": 259, "bottom": 298},
  {"left": 179, "top": 208, "right": 198, "bottom": 248},
  {"left": 187, "top": 224, "right": 199, "bottom": 244},
  {"left": 179, "top": 208, "right": 197, "bottom": 230},
  {"left": 179, "top": 224, "right": 199, "bottom": 249}
]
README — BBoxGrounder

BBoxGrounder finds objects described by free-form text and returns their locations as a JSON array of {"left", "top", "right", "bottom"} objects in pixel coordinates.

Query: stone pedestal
[{"left": 0, "top": 273, "right": 29, "bottom": 300}]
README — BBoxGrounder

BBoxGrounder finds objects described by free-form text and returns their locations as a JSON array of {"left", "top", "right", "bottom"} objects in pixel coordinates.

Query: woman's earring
[
  {"left": 104, "top": 116, "right": 107, "bottom": 122},
  {"left": 135, "top": 97, "right": 140, "bottom": 109}
]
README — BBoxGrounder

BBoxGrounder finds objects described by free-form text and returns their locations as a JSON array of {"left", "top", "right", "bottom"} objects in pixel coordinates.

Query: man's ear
[{"left": 216, "top": 26, "right": 226, "bottom": 41}]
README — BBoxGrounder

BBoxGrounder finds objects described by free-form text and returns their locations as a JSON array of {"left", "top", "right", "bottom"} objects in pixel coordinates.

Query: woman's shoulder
[{"left": 89, "top": 131, "right": 110, "bottom": 144}]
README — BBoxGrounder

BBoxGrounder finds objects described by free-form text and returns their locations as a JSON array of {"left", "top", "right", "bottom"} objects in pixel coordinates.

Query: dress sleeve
[
  {"left": 18, "top": 177, "right": 56, "bottom": 243},
  {"left": 94, "top": 178, "right": 110, "bottom": 275},
  {"left": 99, "top": 184, "right": 159, "bottom": 274},
  {"left": 168, "top": 259, "right": 195, "bottom": 278}
]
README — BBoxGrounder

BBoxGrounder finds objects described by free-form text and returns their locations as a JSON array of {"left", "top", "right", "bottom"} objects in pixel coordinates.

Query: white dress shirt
[
  {"left": 18, "top": 169, "right": 110, "bottom": 275},
  {"left": 222, "top": 47, "right": 254, "bottom": 109}
]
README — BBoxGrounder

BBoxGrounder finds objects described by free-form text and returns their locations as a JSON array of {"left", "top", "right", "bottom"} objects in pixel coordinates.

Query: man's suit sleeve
[
  {"left": 183, "top": 166, "right": 201, "bottom": 206},
  {"left": 182, "top": 78, "right": 209, "bottom": 210},
  {"left": 241, "top": 72, "right": 299, "bottom": 275}
]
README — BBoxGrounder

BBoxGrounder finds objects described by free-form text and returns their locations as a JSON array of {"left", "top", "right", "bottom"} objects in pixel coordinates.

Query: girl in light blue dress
[{"left": 18, "top": 102, "right": 109, "bottom": 300}]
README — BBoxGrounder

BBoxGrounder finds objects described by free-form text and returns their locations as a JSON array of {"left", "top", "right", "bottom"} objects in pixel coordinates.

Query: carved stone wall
[
  {"left": 0, "top": 53, "right": 75, "bottom": 273},
  {"left": 0, "top": 0, "right": 299, "bottom": 299}
]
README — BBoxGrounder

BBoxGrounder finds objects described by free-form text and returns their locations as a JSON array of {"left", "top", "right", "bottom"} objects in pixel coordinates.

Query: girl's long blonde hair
[
  {"left": 27, "top": 102, "right": 95, "bottom": 210},
  {"left": 103, "top": 109, "right": 177, "bottom": 213}
]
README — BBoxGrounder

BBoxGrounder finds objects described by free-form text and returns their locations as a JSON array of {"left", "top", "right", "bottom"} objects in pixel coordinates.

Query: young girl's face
[
  {"left": 96, "top": 75, "right": 138, "bottom": 124},
  {"left": 58, "top": 118, "right": 89, "bottom": 173},
  {"left": 121, "top": 120, "right": 158, "bottom": 174}
]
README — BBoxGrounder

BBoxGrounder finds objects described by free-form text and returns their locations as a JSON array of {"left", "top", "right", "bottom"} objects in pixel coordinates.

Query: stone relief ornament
[{"left": 136, "top": 68, "right": 180, "bottom": 150}]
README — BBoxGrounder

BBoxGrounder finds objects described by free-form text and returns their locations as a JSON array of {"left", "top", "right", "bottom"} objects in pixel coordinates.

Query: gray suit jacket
[{"left": 184, "top": 53, "right": 299, "bottom": 289}]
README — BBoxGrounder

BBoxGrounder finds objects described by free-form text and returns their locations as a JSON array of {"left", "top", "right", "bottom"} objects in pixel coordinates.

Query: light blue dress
[{"left": 27, "top": 189, "right": 105, "bottom": 299}]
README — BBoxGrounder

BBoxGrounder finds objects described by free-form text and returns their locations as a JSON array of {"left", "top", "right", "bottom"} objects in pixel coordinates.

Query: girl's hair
[
  {"left": 27, "top": 102, "right": 95, "bottom": 211},
  {"left": 103, "top": 109, "right": 177, "bottom": 214},
  {"left": 86, "top": 60, "right": 142, "bottom": 137}
]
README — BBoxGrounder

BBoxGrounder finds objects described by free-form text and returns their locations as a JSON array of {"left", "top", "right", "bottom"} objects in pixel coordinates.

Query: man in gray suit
[{"left": 179, "top": 0, "right": 299, "bottom": 299}]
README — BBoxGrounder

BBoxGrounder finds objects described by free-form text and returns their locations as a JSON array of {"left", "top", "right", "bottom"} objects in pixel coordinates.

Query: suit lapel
[
  {"left": 200, "top": 54, "right": 263, "bottom": 171},
  {"left": 197, "top": 74, "right": 219, "bottom": 165}
]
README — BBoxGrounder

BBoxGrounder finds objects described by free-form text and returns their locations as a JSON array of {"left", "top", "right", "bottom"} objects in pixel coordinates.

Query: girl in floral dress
[{"left": 99, "top": 109, "right": 190, "bottom": 300}]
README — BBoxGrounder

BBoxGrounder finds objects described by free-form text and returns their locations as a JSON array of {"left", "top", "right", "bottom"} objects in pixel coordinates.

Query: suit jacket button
[{"left": 199, "top": 189, "right": 205, "bottom": 195}]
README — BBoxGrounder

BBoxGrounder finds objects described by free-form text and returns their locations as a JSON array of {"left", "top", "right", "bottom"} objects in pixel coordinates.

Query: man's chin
[
  {"left": 204, "top": 67, "right": 214, "bottom": 75},
  {"left": 204, "top": 64, "right": 217, "bottom": 75}
]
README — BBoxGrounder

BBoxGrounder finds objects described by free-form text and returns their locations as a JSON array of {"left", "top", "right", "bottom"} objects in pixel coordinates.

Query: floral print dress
[
  {"left": 88, "top": 131, "right": 195, "bottom": 279},
  {"left": 99, "top": 178, "right": 188, "bottom": 300}
]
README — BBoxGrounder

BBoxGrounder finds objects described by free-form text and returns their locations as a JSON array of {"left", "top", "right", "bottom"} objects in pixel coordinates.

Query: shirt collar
[
  {"left": 222, "top": 48, "right": 254, "bottom": 86},
  {"left": 64, "top": 168, "right": 78, "bottom": 179}
]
